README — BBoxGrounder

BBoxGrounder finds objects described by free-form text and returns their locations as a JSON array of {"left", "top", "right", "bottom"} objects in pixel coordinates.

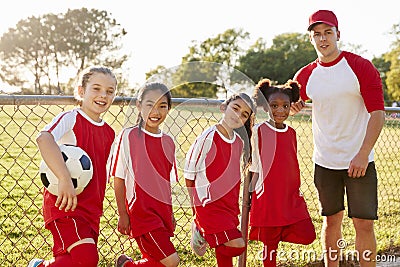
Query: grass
[{"left": 0, "top": 103, "right": 399, "bottom": 267}]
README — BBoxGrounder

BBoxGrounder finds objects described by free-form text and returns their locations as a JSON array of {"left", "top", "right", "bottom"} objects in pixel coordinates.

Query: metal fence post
[{"left": 238, "top": 170, "right": 252, "bottom": 267}]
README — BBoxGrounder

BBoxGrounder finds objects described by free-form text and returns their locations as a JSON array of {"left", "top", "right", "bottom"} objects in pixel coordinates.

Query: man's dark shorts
[{"left": 314, "top": 162, "right": 378, "bottom": 220}]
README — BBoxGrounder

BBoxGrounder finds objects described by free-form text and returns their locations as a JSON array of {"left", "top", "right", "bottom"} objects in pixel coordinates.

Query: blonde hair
[{"left": 74, "top": 66, "right": 118, "bottom": 102}]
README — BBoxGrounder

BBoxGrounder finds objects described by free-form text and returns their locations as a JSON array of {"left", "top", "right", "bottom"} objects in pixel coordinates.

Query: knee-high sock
[
  {"left": 43, "top": 243, "right": 99, "bottom": 267},
  {"left": 215, "top": 245, "right": 246, "bottom": 267},
  {"left": 40, "top": 254, "right": 72, "bottom": 266},
  {"left": 69, "top": 243, "right": 99, "bottom": 266},
  {"left": 262, "top": 244, "right": 278, "bottom": 267}
]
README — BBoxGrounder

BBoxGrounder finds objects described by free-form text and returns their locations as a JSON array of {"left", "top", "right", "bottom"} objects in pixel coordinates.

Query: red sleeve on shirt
[
  {"left": 344, "top": 52, "right": 384, "bottom": 112},
  {"left": 294, "top": 61, "right": 318, "bottom": 101}
]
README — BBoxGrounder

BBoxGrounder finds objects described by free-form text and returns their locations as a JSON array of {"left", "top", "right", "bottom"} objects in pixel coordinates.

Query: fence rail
[{"left": 1, "top": 95, "right": 399, "bottom": 267}]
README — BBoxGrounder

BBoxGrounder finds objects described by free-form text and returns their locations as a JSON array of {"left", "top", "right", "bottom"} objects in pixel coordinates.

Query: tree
[
  {"left": 237, "top": 33, "right": 316, "bottom": 84},
  {"left": 183, "top": 28, "right": 250, "bottom": 67},
  {"left": 0, "top": 8, "right": 128, "bottom": 94},
  {"left": 372, "top": 55, "right": 391, "bottom": 102},
  {"left": 146, "top": 63, "right": 225, "bottom": 98},
  {"left": 172, "top": 28, "right": 250, "bottom": 98},
  {"left": 384, "top": 48, "right": 400, "bottom": 101},
  {"left": 384, "top": 24, "right": 400, "bottom": 101},
  {"left": 0, "top": 16, "right": 45, "bottom": 92}
]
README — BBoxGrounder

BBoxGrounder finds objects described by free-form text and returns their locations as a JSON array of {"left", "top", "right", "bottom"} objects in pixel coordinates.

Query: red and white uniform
[
  {"left": 249, "top": 122, "right": 310, "bottom": 227},
  {"left": 184, "top": 125, "right": 243, "bottom": 235},
  {"left": 41, "top": 108, "right": 115, "bottom": 234},
  {"left": 294, "top": 51, "right": 384, "bottom": 169},
  {"left": 109, "top": 126, "right": 178, "bottom": 238}
]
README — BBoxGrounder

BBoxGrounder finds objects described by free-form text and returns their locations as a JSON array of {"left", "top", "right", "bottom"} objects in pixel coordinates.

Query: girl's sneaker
[
  {"left": 115, "top": 254, "right": 133, "bottom": 267},
  {"left": 190, "top": 221, "right": 208, "bottom": 256},
  {"left": 27, "top": 259, "right": 44, "bottom": 267}
]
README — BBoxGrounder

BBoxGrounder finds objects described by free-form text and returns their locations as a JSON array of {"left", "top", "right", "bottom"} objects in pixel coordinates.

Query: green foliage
[
  {"left": 376, "top": 23, "right": 400, "bottom": 102},
  {"left": 237, "top": 33, "right": 317, "bottom": 84},
  {"left": 0, "top": 8, "right": 128, "bottom": 94},
  {"left": 146, "top": 62, "right": 254, "bottom": 99},
  {"left": 182, "top": 28, "right": 250, "bottom": 67},
  {"left": 384, "top": 47, "right": 400, "bottom": 101},
  {"left": 171, "top": 63, "right": 222, "bottom": 98},
  {"left": 372, "top": 56, "right": 391, "bottom": 102},
  {"left": 169, "top": 28, "right": 250, "bottom": 98},
  {"left": 146, "top": 64, "right": 220, "bottom": 98}
]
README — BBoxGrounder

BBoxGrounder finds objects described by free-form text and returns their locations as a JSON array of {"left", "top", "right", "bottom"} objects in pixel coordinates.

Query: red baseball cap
[{"left": 308, "top": 10, "right": 338, "bottom": 31}]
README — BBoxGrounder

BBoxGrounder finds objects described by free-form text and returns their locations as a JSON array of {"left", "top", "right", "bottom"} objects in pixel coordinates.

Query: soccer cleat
[
  {"left": 27, "top": 259, "right": 44, "bottom": 267},
  {"left": 190, "top": 221, "right": 208, "bottom": 256},
  {"left": 115, "top": 254, "right": 133, "bottom": 267}
]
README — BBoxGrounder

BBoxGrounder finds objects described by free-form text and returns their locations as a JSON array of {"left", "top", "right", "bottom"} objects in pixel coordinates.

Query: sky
[{"left": 0, "top": 0, "right": 399, "bottom": 90}]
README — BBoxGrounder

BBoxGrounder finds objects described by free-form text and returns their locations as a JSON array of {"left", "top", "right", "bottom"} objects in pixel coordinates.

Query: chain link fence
[{"left": 0, "top": 95, "right": 399, "bottom": 267}]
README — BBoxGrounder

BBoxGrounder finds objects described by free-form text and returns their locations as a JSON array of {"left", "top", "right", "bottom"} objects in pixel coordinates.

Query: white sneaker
[
  {"left": 190, "top": 221, "right": 208, "bottom": 256},
  {"left": 27, "top": 259, "right": 44, "bottom": 267}
]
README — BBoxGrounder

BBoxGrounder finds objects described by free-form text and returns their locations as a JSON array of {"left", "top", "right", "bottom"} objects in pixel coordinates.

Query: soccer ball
[{"left": 39, "top": 144, "right": 93, "bottom": 196}]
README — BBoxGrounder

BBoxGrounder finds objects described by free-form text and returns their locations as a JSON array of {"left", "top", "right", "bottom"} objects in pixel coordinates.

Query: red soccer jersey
[
  {"left": 109, "top": 126, "right": 178, "bottom": 237},
  {"left": 184, "top": 125, "right": 243, "bottom": 235},
  {"left": 42, "top": 108, "right": 115, "bottom": 234},
  {"left": 249, "top": 122, "right": 311, "bottom": 227}
]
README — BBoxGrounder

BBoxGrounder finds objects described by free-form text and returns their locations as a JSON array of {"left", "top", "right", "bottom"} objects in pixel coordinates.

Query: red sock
[
  {"left": 69, "top": 243, "right": 99, "bottom": 266},
  {"left": 215, "top": 245, "right": 246, "bottom": 267},
  {"left": 262, "top": 244, "right": 278, "bottom": 267},
  {"left": 44, "top": 243, "right": 98, "bottom": 267},
  {"left": 42, "top": 254, "right": 73, "bottom": 266}
]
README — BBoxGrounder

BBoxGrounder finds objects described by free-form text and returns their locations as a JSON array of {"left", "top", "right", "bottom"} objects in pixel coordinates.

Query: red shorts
[
  {"left": 135, "top": 228, "right": 176, "bottom": 261},
  {"left": 46, "top": 216, "right": 97, "bottom": 256},
  {"left": 203, "top": 228, "right": 243, "bottom": 248},
  {"left": 249, "top": 218, "right": 316, "bottom": 246}
]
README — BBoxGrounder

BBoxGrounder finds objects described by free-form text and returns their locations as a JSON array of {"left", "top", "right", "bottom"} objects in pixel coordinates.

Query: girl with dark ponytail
[
  {"left": 249, "top": 78, "right": 316, "bottom": 267},
  {"left": 184, "top": 92, "right": 255, "bottom": 266}
]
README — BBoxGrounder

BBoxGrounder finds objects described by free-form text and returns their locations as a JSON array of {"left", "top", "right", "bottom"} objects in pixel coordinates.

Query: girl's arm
[
  {"left": 249, "top": 172, "right": 259, "bottom": 193},
  {"left": 36, "top": 131, "right": 77, "bottom": 212},
  {"left": 185, "top": 179, "right": 196, "bottom": 215},
  {"left": 114, "top": 177, "right": 131, "bottom": 235}
]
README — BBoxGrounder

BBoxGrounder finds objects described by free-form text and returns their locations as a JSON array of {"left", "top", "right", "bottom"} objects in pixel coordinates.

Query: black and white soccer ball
[{"left": 39, "top": 144, "right": 93, "bottom": 196}]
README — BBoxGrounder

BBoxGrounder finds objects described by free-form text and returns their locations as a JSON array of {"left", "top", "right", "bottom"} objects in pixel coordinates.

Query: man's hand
[
  {"left": 348, "top": 151, "right": 369, "bottom": 178},
  {"left": 290, "top": 100, "right": 305, "bottom": 115}
]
